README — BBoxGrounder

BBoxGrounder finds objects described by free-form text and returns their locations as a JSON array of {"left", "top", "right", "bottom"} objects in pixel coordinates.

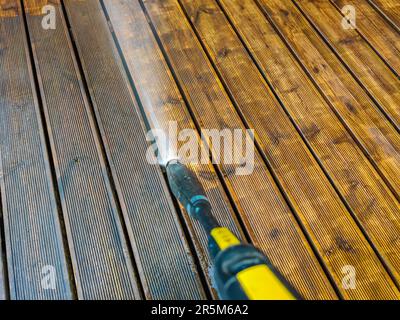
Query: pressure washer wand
[{"left": 166, "top": 160, "right": 300, "bottom": 300}]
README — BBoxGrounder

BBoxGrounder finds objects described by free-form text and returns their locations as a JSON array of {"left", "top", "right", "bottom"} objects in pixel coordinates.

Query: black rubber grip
[{"left": 166, "top": 161, "right": 209, "bottom": 212}]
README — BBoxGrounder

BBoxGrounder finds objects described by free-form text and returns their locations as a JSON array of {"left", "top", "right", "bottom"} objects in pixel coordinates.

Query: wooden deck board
[
  {"left": 0, "top": 1, "right": 72, "bottom": 299},
  {"left": 23, "top": 0, "right": 141, "bottom": 300},
  {"left": 255, "top": 0, "right": 400, "bottom": 199},
  {"left": 294, "top": 0, "right": 400, "bottom": 127},
  {"left": 0, "top": 0, "right": 399, "bottom": 300},
  {"left": 368, "top": 0, "right": 400, "bottom": 31},
  {"left": 102, "top": 0, "right": 246, "bottom": 297},
  {"left": 331, "top": 0, "right": 400, "bottom": 77},
  {"left": 63, "top": 0, "right": 206, "bottom": 300},
  {"left": 139, "top": 0, "right": 337, "bottom": 300},
  {"left": 0, "top": 249, "right": 4, "bottom": 299},
  {"left": 253, "top": 0, "right": 400, "bottom": 286},
  {"left": 218, "top": 0, "right": 400, "bottom": 298},
  {"left": 177, "top": 0, "right": 400, "bottom": 299}
]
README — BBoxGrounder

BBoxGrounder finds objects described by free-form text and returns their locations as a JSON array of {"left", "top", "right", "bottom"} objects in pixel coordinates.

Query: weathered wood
[
  {"left": 23, "top": 0, "right": 54, "bottom": 15},
  {"left": 212, "top": 0, "right": 400, "bottom": 298},
  {"left": 101, "top": 1, "right": 338, "bottom": 294},
  {"left": 331, "top": 0, "right": 400, "bottom": 76},
  {"left": 0, "top": 0, "right": 72, "bottom": 299},
  {"left": 294, "top": 0, "right": 400, "bottom": 127},
  {"left": 63, "top": 0, "right": 207, "bottom": 300},
  {"left": 101, "top": 0, "right": 254, "bottom": 297},
  {"left": 0, "top": 226, "right": 5, "bottom": 299},
  {"left": 139, "top": 0, "right": 339, "bottom": 300},
  {"left": 255, "top": 0, "right": 400, "bottom": 198},
  {"left": 1, "top": 0, "right": 399, "bottom": 300},
  {"left": 23, "top": 0, "right": 141, "bottom": 299}
]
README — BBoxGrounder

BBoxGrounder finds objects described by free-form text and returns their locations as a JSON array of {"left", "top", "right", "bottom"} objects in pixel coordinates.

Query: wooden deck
[{"left": 0, "top": 0, "right": 399, "bottom": 300}]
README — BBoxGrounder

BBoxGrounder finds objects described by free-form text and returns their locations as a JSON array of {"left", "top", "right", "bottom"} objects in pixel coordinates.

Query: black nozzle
[
  {"left": 166, "top": 160, "right": 209, "bottom": 214},
  {"left": 165, "top": 161, "right": 220, "bottom": 230}
]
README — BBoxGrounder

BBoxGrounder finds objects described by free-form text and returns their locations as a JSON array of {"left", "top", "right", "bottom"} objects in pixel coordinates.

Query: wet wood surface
[{"left": 0, "top": 0, "right": 399, "bottom": 299}]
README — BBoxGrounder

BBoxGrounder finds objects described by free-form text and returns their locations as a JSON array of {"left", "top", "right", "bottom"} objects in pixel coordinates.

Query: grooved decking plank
[
  {"left": 368, "top": 0, "right": 400, "bottom": 31},
  {"left": 0, "top": 253, "right": 4, "bottom": 299},
  {"left": 140, "top": 0, "right": 338, "bottom": 300},
  {"left": 214, "top": 0, "right": 400, "bottom": 299},
  {"left": 101, "top": 0, "right": 250, "bottom": 297},
  {"left": 63, "top": 0, "right": 206, "bottom": 300},
  {"left": 332, "top": 0, "right": 400, "bottom": 76},
  {"left": 256, "top": 0, "right": 400, "bottom": 199},
  {"left": 23, "top": 0, "right": 141, "bottom": 300},
  {"left": 0, "top": 217, "right": 5, "bottom": 299},
  {"left": 0, "top": 1, "right": 72, "bottom": 299},
  {"left": 294, "top": 0, "right": 400, "bottom": 127}
]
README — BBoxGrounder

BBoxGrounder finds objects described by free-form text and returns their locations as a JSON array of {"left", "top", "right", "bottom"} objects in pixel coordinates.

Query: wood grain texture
[
  {"left": 255, "top": 0, "right": 400, "bottom": 285},
  {"left": 368, "top": 0, "right": 400, "bottom": 31},
  {"left": 0, "top": 222, "right": 5, "bottom": 299},
  {"left": 140, "top": 0, "right": 338, "bottom": 300},
  {"left": 64, "top": 0, "right": 206, "bottom": 300},
  {"left": 1, "top": 0, "right": 399, "bottom": 300},
  {"left": 0, "top": 0, "right": 72, "bottom": 299},
  {"left": 23, "top": 0, "right": 141, "bottom": 300},
  {"left": 214, "top": 0, "right": 400, "bottom": 299},
  {"left": 255, "top": 0, "right": 400, "bottom": 198},
  {"left": 294, "top": 0, "right": 400, "bottom": 127},
  {"left": 102, "top": 0, "right": 246, "bottom": 297},
  {"left": 331, "top": 0, "right": 400, "bottom": 77},
  {"left": 0, "top": 0, "right": 18, "bottom": 17},
  {"left": 24, "top": 0, "right": 59, "bottom": 15}
]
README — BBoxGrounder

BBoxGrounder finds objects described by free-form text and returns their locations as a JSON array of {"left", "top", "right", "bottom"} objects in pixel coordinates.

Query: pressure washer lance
[{"left": 165, "top": 160, "right": 301, "bottom": 300}]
